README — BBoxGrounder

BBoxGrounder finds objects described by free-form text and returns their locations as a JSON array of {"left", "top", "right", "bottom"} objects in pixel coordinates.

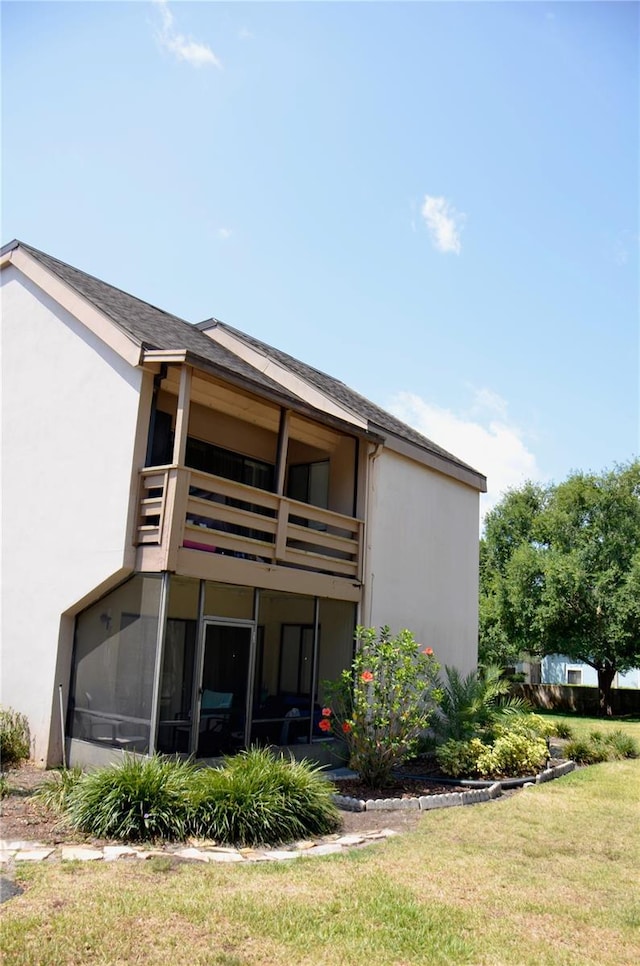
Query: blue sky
[{"left": 2, "top": 1, "right": 638, "bottom": 521}]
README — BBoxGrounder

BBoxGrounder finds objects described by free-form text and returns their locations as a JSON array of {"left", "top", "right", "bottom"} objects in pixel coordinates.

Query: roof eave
[
  {"left": 1, "top": 243, "right": 144, "bottom": 367},
  {"left": 376, "top": 427, "right": 488, "bottom": 492},
  {"left": 141, "top": 347, "right": 384, "bottom": 445}
]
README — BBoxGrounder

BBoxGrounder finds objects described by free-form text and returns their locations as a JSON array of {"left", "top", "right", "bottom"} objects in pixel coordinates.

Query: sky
[{"left": 2, "top": 0, "right": 638, "bottom": 525}]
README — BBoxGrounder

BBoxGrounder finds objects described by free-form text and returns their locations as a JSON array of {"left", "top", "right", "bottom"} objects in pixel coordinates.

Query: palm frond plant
[{"left": 434, "top": 664, "right": 529, "bottom": 742}]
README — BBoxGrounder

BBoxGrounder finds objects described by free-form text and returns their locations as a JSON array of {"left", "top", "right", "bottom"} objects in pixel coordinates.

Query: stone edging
[
  {"left": 333, "top": 760, "right": 576, "bottom": 812},
  {"left": 0, "top": 829, "right": 399, "bottom": 872}
]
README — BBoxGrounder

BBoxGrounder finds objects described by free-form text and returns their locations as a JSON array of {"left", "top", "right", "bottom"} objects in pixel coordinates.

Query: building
[
  {"left": 1, "top": 240, "right": 486, "bottom": 767},
  {"left": 540, "top": 656, "right": 640, "bottom": 689}
]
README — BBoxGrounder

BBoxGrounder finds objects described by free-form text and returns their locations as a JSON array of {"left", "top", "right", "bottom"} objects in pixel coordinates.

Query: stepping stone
[
  {"left": 61, "top": 847, "right": 103, "bottom": 862},
  {"left": 103, "top": 846, "right": 138, "bottom": 861},
  {"left": 302, "top": 843, "right": 343, "bottom": 856},
  {"left": 334, "top": 834, "right": 365, "bottom": 847},
  {"left": 0, "top": 877, "right": 24, "bottom": 903},
  {"left": 174, "top": 848, "right": 211, "bottom": 863},
  {"left": 262, "top": 850, "right": 303, "bottom": 861},
  {"left": 202, "top": 851, "right": 244, "bottom": 863},
  {"left": 15, "top": 849, "right": 54, "bottom": 862},
  {"left": 0, "top": 840, "right": 39, "bottom": 851}
]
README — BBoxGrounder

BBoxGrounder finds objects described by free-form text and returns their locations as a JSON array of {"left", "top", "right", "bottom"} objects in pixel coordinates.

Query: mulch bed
[
  {"left": 1, "top": 763, "right": 428, "bottom": 845},
  {"left": 335, "top": 776, "right": 467, "bottom": 800}
]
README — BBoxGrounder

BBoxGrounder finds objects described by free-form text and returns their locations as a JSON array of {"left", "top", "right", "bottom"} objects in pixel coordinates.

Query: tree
[{"left": 479, "top": 461, "right": 640, "bottom": 715}]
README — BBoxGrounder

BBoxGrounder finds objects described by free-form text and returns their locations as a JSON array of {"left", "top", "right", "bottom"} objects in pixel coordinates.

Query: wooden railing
[{"left": 137, "top": 465, "right": 362, "bottom": 581}]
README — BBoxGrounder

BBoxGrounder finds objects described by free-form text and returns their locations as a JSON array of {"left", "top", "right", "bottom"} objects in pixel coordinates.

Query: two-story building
[{"left": 1, "top": 240, "right": 486, "bottom": 767}]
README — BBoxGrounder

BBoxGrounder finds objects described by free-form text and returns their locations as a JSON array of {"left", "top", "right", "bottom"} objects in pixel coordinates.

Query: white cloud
[
  {"left": 421, "top": 195, "right": 464, "bottom": 254},
  {"left": 389, "top": 389, "right": 543, "bottom": 527},
  {"left": 217, "top": 227, "right": 232, "bottom": 240},
  {"left": 154, "top": 0, "right": 222, "bottom": 69}
]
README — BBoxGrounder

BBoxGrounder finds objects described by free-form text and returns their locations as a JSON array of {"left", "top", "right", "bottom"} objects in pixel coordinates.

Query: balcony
[{"left": 135, "top": 465, "right": 363, "bottom": 600}]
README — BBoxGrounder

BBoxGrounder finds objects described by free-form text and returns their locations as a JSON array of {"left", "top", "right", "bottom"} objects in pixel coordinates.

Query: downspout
[{"left": 359, "top": 441, "right": 383, "bottom": 630}]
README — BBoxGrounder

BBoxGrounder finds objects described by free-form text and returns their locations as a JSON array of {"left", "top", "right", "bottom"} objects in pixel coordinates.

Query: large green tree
[{"left": 479, "top": 461, "right": 640, "bottom": 715}]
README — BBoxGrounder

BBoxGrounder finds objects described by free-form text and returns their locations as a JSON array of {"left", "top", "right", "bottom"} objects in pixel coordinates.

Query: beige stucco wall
[
  {"left": 363, "top": 448, "right": 480, "bottom": 676},
  {"left": 0, "top": 266, "right": 146, "bottom": 764}
]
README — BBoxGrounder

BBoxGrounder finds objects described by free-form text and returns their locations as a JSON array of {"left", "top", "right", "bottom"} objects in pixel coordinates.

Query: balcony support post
[
  {"left": 172, "top": 364, "right": 192, "bottom": 466},
  {"left": 274, "top": 408, "right": 290, "bottom": 496}
]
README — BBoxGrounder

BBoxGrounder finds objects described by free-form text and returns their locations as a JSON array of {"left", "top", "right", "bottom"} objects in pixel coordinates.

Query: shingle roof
[
  {"left": 4, "top": 240, "right": 290, "bottom": 399},
  {"left": 203, "top": 321, "right": 485, "bottom": 482},
  {"left": 3, "top": 239, "right": 486, "bottom": 489}
]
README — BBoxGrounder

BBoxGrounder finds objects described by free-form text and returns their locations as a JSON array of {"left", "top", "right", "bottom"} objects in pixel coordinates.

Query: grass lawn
[
  {"left": 541, "top": 712, "right": 640, "bottom": 741},
  {"left": 2, "top": 756, "right": 639, "bottom": 966}
]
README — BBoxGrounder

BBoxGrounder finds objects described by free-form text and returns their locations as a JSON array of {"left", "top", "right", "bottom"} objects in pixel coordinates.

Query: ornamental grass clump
[
  {"left": 564, "top": 729, "right": 639, "bottom": 765},
  {"left": 190, "top": 747, "right": 340, "bottom": 847},
  {"left": 322, "top": 626, "right": 441, "bottom": 787},
  {"left": 0, "top": 707, "right": 31, "bottom": 769},
  {"left": 66, "top": 755, "right": 196, "bottom": 842},
  {"left": 34, "top": 766, "right": 84, "bottom": 813}
]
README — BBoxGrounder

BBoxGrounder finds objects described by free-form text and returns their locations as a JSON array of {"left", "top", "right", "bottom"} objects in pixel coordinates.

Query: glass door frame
[{"left": 190, "top": 615, "right": 257, "bottom": 756}]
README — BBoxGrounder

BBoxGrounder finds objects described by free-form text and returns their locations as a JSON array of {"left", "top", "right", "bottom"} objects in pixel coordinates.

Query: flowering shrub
[{"left": 322, "top": 626, "right": 440, "bottom": 787}]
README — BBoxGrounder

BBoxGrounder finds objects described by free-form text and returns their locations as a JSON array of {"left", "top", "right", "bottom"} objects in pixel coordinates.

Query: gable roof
[
  {"left": 202, "top": 319, "right": 482, "bottom": 477},
  {"left": 1, "top": 239, "right": 486, "bottom": 491}
]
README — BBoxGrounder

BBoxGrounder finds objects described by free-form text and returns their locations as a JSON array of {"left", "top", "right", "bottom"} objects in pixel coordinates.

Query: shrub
[
  {"left": 67, "top": 755, "right": 196, "bottom": 842},
  {"left": 476, "top": 731, "right": 548, "bottom": 778},
  {"left": 0, "top": 775, "right": 9, "bottom": 799},
  {"left": 606, "top": 729, "right": 640, "bottom": 759},
  {"left": 564, "top": 737, "right": 610, "bottom": 765},
  {"left": 190, "top": 747, "right": 340, "bottom": 846},
  {"left": 322, "top": 626, "right": 441, "bottom": 787},
  {"left": 60, "top": 749, "right": 340, "bottom": 846},
  {"left": 436, "top": 738, "right": 489, "bottom": 778},
  {"left": 0, "top": 707, "right": 30, "bottom": 769},
  {"left": 34, "top": 766, "right": 84, "bottom": 813},
  {"left": 551, "top": 720, "right": 574, "bottom": 740},
  {"left": 436, "top": 714, "right": 550, "bottom": 778},
  {"left": 565, "top": 730, "right": 639, "bottom": 765}
]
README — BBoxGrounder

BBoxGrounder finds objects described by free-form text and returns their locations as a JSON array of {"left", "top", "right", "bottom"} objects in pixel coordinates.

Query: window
[
  {"left": 567, "top": 668, "right": 582, "bottom": 686},
  {"left": 186, "top": 438, "right": 274, "bottom": 491},
  {"left": 69, "top": 575, "right": 162, "bottom": 753},
  {"left": 279, "top": 624, "right": 317, "bottom": 696},
  {"left": 287, "top": 460, "right": 329, "bottom": 509}
]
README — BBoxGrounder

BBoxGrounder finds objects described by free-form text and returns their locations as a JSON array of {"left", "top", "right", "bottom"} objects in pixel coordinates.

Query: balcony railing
[{"left": 137, "top": 465, "right": 363, "bottom": 581}]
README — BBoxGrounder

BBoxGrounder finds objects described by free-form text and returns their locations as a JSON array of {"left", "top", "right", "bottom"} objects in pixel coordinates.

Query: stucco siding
[
  {"left": 364, "top": 449, "right": 479, "bottom": 675},
  {"left": 1, "top": 267, "right": 144, "bottom": 762}
]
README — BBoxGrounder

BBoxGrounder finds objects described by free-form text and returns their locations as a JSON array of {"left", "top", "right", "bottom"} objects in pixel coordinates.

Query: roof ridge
[
  {"left": 206, "top": 320, "right": 482, "bottom": 477},
  {"left": 211, "top": 319, "right": 356, "bottom": 389}
]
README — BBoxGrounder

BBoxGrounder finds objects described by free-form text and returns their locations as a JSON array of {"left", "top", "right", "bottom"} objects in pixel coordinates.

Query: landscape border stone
[{"left": 332, "top": 762, "right": 576, "bottom": 812}]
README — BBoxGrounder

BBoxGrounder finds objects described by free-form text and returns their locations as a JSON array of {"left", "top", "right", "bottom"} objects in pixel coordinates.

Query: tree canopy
[{"left": 479, "top": 461, "right": 640, "bottom": 714}]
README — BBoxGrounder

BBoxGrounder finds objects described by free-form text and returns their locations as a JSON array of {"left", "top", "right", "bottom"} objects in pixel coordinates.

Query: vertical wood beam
[
  {"left": 274, "top": 408, "right": 290, "bottom": 496},
  {"left": 172, "top": 365, "right": 192, "bottom": 466}
]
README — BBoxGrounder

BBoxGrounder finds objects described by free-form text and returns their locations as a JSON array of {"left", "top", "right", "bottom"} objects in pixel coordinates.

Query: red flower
[
  {"left": 322, "top": 707, "right": 332, "bottom": 717},
  {"left": 360, "top": 670, "right": 374, "bottom": 683},
  {"left": 318, "top": 718, "right": 331, "bottom": 732},
  {"left": 423, "top": 647, "right": 434, "bottom": 656},
  {"left": 342, "top": 721, "right": 352, "bottom": 734}
]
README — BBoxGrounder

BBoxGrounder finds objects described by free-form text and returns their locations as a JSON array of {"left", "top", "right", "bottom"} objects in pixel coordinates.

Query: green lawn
[
  {"left": 541, "top": 712, "right": 640, "bottom": 741},
  {"left": 2, "top": 756, "right": 639, "bottom": 966}
]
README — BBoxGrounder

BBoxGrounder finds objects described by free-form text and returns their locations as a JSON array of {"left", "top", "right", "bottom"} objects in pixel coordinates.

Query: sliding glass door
[{"left": 196, "top": 622, "right": 254, "bottom": 758}]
